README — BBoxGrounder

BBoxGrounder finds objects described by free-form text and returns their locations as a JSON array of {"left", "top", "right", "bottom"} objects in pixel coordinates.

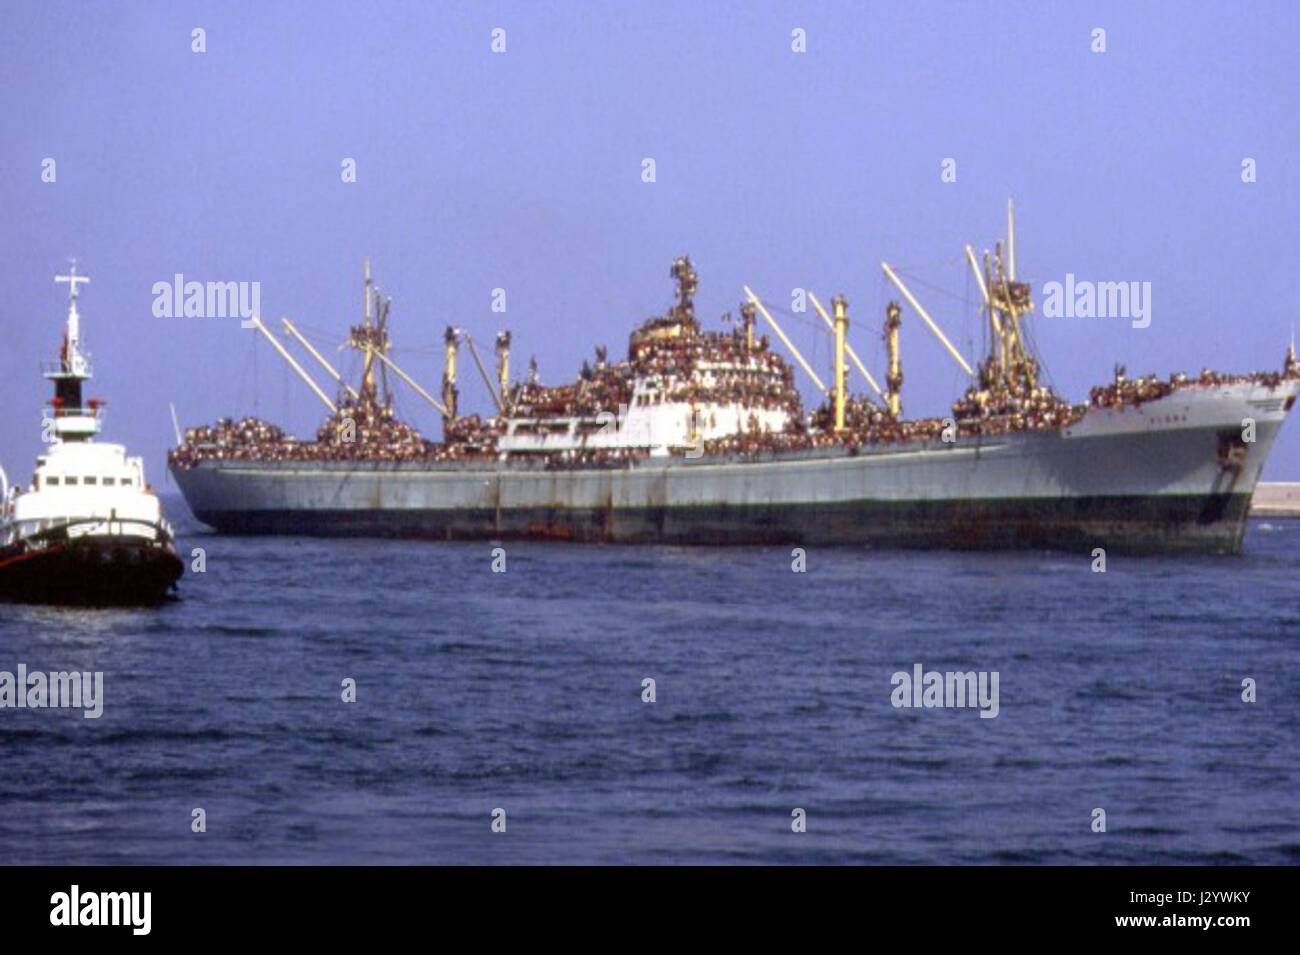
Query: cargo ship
[{"left": 170, "top": 205, "right": 1300, "bottom": 554}]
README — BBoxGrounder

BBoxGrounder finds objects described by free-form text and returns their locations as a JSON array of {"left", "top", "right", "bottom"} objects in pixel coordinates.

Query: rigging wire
[
  {"left": 251, "top": 330, "right": 259, "bottom": 412},
  {"left": 889, "top": 266, "right": 970, "bottom": 307}
]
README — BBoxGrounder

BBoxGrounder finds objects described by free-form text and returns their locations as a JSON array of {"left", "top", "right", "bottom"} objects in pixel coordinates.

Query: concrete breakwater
[{"left": 1251, "top": 482, "right": 1300, "bottom": 517}]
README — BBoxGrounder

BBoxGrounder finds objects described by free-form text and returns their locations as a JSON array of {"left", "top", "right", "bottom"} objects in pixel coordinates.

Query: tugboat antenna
[{"left": 54, "top": 260, "right": 91, "bottom": 300}]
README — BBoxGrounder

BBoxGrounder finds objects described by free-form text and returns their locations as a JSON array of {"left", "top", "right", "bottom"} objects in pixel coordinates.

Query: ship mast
[
  {"left": 363, "top": 257, "right": 374, "bottom": 393},
  {"left": 54, "top": 263, "right": 91, "bottom": 374},
  {"left": 982, "top": 199, "right": 1038, "bottom": 396},
  {"left": 347, "top": 258, "right": 393, "bottom": 413},
  {"left": 495, "top": 331, "right": 512, "bottom": 411},
  {"left": 671, "top": 256, "right": 699, "bottom": 326},
  {"left": 442, "top": 326, "right": 460, "bottom": 422},
  {"left": 739, "top": 300, "right": 756, "bottom": 351},
  {"left": 810, "top": 291, "right": 884, "bottom": 401},
  {"left": 45, "top": 263, "right": 100, "bottom": 442},
  {"left": 884, "top": 200, "right": 1042, "bottom": 413}
]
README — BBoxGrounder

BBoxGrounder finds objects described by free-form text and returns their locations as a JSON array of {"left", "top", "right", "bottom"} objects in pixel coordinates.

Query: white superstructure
[
  {"left": 1, "top": 265, "right": 172, "bottom": 549},
  {"left": 498, "top": 354, "right": 796, "bottom": 456}
]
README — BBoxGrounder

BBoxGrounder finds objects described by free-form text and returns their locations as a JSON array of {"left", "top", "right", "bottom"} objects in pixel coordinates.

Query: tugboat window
[
  {"left": 85, "top": 476, "right": 97, "bottom": 485},
  {"left": 65, "top": 476, "right": 77, "bottom": 485},
  {"left": 103, "top": 477, "right": 115, "bottom": 486},
  {"left": 46, "top": 476, "right": 58, "bottom": 486}
]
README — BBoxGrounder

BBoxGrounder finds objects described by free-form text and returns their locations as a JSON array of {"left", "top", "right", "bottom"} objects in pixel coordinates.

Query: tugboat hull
[{"left": 0, "top": 535, "right": 183, "bottom": 607}]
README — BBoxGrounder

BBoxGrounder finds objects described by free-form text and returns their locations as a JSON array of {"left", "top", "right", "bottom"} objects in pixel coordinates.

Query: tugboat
[{"left": 0, "top": 265, "right": 182, "bottom": 606}]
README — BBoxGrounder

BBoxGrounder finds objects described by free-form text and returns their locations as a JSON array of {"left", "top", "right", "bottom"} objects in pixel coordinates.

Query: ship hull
[
  {"left": 178, "top": 493, "right": 1252, "bottom": 553},
  {"left": 171, "top": 381, "right": 1296, "bottom": 555},
  {"left": 0, "top": 535, "right": 183, "bottom": 607}
]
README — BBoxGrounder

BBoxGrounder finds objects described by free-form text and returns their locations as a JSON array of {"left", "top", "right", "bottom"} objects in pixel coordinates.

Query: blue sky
[{"left": 3, "top": 0, "right": 1299, "bottom": 482}]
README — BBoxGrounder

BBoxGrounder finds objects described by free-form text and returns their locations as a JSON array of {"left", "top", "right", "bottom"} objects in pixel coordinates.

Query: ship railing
[
  {"left": 47, "top": 405, "right": 104, "bottom": 418},
  {"left": 40, "top": 360, "right": 93, "bottom": 377},
  {"left": 16, "top": 515, "right": 173, "bottom": 545}
]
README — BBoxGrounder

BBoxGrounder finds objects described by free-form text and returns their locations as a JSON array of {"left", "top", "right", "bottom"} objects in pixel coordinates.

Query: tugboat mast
[{"left": 46, "top": 263, "right": 99, "bottom": 443}]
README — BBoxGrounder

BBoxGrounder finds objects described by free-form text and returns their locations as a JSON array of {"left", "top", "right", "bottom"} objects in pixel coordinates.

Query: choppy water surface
[{"left": 1, "top": 498, "right": 1297, "bottom": 864}]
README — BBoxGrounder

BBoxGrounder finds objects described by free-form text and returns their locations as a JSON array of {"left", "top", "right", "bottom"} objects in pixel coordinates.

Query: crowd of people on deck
[
  {"left": 950, "top": 383, "right": 1084, "bottom": 434},
  {"left": 172, "top": 299, "right": 1300, "bottom": 472},
  {"left": 431, "top": 414, "right": 501, "bottom": 461},
  {"left": 1088, "top": 369, "right": 1175, "bottom": 409},
  {"left": 168, "top": 416, "right": 298, "bottom": 468},
  {"left": 1087, "top": 365, "right": 1296, "bottom": 411},
  {"left": 169, "top": 396, "right": 440, "bottom": 467},
  {"left": 309, "top": 396, "right": 428, "bottom": 460},
  {"left": 506, "top": 328, "right": 804, "bottom": 424},
  {"left": 1190, "top": 367, "right": 1291, "bottom": 390},
  {"left": 511, "top": 365, "right": 632, "bottom": 419}
]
